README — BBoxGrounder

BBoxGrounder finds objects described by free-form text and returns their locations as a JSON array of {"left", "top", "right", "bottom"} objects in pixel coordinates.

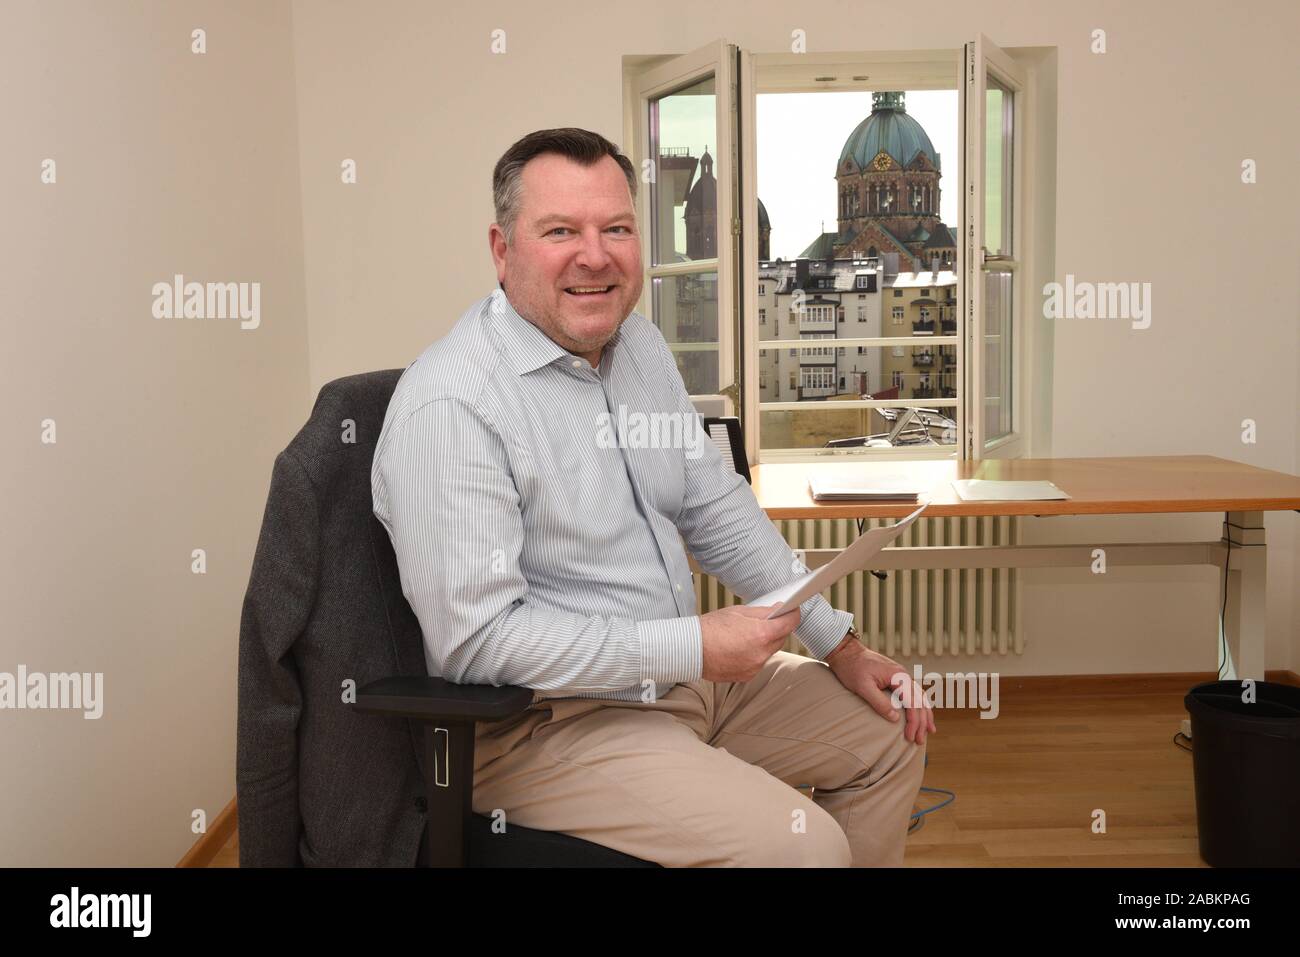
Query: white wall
[{"left": 0, "top": 1, "right": 310, "bottom": 865}]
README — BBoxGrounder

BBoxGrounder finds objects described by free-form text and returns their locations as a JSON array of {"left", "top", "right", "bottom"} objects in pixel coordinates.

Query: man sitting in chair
[{"left": 371, "top": 127, "right": 933, "bottom": 867}]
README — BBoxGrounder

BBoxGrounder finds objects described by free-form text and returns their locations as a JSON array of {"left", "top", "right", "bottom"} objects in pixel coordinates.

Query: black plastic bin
[{"left": 1184, "top": 680, "right": 1300, "bottom": 867}]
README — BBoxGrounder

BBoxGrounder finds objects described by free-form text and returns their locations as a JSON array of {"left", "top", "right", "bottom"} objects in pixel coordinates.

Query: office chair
[{"left": 238, "top": 369, "right": 657, "bottom": 867}]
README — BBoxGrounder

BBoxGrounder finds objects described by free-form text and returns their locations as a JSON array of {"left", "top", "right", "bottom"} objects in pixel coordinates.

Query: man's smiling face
[{"left": 489, "top": 153, "right": 644, "bottom": 367}]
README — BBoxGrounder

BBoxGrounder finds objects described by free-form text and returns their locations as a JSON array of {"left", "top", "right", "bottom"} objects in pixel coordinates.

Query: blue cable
[
  {"left": 909, "top": 754, "right": 954, "bottom": 833},
  {"left": 796, "top": 750, "right": 954, "bottom": 833}
]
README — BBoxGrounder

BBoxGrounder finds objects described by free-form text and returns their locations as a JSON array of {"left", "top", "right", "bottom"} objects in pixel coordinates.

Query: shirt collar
[{"left": 489, "top": 287, "right": 627, "bottom": 376}]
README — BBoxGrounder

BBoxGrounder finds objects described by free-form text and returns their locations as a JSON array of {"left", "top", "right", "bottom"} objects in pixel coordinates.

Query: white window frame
[
  {"left": 625, "top": 42, "right": 1045, "bottom": 466},
  {"left": 961, "top": 35, "right": 1030, "bottom": 459},
  {"left": 626, "top": 41, "right": 740, "bottom": 415}
]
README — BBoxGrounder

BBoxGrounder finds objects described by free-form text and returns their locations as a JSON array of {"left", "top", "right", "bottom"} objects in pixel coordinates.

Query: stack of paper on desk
[
  {"left": 807, "top": 472, "right": 925, "bottom": 501},
  {"left": 746, "top": 503, "right": 928, "bottom": 618},
  {"left": 951, "top": 479, "right": 1070, "bottom": 501}
]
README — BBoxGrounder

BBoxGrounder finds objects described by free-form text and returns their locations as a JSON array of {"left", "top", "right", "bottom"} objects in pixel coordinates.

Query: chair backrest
[
  {"left": 237, "top": 369, "right": 429, "bottom": 866},
  {"left": 702, "top": 416, "right": 751, "bottom": 484}
]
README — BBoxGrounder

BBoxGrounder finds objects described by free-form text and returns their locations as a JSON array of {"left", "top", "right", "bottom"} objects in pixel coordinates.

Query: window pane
[
  {"left": 758, "top": 343, "right": 957, "bottom": 451},
  {"left": 760, "top": 403, "right": 958, "bottom": 451},
  {"left": 984, "top": 77, "right": 1012, "bottom": 257},
  {"left": 649, "top": 75, "right": 717, "bottom": 266},
  {"left": 752, "top": 88, "right": 960, "bottom": 456},
  {"left": 653, "top": 272, "right": 718, "bottom": 394},
  {"left": 983, "top": 269, "right": 1013, "bottom": 442}
]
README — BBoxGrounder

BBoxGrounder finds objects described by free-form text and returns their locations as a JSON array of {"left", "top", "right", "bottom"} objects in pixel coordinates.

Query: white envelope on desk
[
  {"left": 746, "top": 503, "right": 929, "bottom": 619},
  {"left": 951, "top": 479, "right": 1070, "bottom": 501}
]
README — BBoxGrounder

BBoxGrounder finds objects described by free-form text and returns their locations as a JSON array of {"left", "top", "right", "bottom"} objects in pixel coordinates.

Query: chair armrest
[{"left": 352, "top": 675, "right": 533, "bottom": 723}]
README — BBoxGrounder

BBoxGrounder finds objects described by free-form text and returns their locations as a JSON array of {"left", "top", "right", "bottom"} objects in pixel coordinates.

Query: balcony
[
  {"left": 913, "top": 386, "right": 937, "bottom": 399},
  {"left": 940, "top": 318, "right": 956, "bottom": 334},
  {"left": 912, "top": 318, "right": 935, "bottom": 335},
  {"left": 798, "top": 351, "right": 835, "bottom": 366},
  {"left": 912, "top": 352, "right": 934, "bottom": 368},
  {"left": 796, "top": 314, "right": 836, "bottom": 332}
]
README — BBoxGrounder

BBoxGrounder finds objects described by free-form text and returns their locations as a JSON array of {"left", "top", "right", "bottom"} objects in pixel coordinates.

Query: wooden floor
[
  {"left": 208, "top": 677, "right": 1210, "bottom": 867},
  {"left": 901, "top": 678, "right": 1205, "bottom": 866}
]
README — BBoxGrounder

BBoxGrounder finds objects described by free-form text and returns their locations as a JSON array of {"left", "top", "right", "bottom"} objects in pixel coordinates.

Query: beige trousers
[{"left": 471, "top": 650, "right": 927, "bottom": 867}]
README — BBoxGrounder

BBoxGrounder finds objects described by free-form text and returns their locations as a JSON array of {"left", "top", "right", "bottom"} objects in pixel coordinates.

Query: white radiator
[{"left": 692, "top": 516, "right": 1022, "bottom": 658}]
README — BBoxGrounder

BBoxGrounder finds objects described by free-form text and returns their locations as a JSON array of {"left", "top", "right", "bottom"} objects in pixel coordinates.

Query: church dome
[
  {"left": 838, "top": 91, "right": 940, "bottom": 172},
  {"left": 758, "top": 196, "right": 770, "bottom": 232}
]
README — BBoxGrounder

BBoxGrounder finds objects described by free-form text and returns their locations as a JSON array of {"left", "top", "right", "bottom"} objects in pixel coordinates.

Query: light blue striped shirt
[{"left": 371, "top": 288, "right": 853, "bottom": 703}]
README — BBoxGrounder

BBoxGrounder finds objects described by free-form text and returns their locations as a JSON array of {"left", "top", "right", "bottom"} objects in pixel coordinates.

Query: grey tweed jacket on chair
[{"left": 237, "top": 369, "right": 430, "bottom": 866}]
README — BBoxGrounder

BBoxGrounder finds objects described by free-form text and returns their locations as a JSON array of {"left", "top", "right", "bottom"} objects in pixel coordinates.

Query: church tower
[{"left": 800, "top": 91, "right": 955, "bottom": 269}]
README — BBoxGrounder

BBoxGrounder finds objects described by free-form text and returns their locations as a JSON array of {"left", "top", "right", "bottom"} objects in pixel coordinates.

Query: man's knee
[{"left": 886, "top": 713, "right": 927, "bottom": 798}]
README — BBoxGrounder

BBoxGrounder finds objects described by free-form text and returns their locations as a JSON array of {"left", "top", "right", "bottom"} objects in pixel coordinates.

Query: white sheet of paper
[
  {"left": 951, "top": 479, "right": 1070, "bottom": 501},
  {"left": 746, "top": 502, "right": 929, "bottom": 619}
]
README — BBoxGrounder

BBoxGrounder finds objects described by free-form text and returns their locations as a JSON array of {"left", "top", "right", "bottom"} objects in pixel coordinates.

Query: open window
[
  {"left": 624, "top": 37, "right": 1042, "bottom": 463},
  {"left": 961, "top": 35, "right": 1028, "bottom": 459}
]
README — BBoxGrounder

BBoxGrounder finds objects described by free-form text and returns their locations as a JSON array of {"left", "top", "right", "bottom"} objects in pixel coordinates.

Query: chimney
[{"left": 795, "top": 259, "right": 809, "bottom": 287}]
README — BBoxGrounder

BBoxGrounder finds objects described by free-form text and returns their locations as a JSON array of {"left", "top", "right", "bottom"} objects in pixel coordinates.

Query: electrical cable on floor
[{"left": 909, "top": 754, "right": 954, "bottom": 834}]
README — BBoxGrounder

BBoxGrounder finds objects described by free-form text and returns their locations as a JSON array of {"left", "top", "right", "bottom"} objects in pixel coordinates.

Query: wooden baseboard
[
  {"left": 176, "top": 795, "right": 238, "bottom": 868},
  {"left": 995, "top": 670, "right": 1300, "bottom": 697}
]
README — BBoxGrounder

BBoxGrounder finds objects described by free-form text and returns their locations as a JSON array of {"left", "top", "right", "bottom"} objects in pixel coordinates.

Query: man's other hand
[{"left": 827, "top": 641, "right": 934, "bottom": 745}]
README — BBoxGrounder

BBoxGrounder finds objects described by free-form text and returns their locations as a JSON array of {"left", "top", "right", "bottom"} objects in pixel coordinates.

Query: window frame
[
  {"left": 625, "top": 43, "right": 1045, "bottom": 465},
  {"left": 961, "top": 35, "right": 1030, "bottom": 460},
  {"left": 627, "top": 41, "right": 739, "bottom": 414}
]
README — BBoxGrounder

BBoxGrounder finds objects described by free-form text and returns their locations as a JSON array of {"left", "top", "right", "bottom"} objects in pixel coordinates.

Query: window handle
[{"left": 981, "top": 248, "right": 1017, "bottom": 270}]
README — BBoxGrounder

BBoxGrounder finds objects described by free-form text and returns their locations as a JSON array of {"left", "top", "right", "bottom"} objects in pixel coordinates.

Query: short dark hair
[{"left": 492, "top": 128, "right": 638, "bottom": 245}]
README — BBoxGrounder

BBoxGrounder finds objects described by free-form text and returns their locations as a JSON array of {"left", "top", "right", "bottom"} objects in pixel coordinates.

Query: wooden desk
[
  {"left": 754, "top": 455, "right": 1300, "bottom": 519},
  {"left": 751, "top": 455, "right": 1300, "bottom": 679}
]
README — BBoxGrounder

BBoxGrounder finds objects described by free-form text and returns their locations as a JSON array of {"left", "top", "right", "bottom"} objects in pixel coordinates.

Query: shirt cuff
[
  {"left": 795, "top": 596, "right": 855, "bottom": 661},
  {"left": 637, "top": 616, "right": 703, "bottom": 690}
]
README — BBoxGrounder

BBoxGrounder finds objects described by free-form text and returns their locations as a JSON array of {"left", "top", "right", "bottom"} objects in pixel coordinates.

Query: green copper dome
[{"left": 838, "top": 91, "right": 940, "bottom": 172}]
